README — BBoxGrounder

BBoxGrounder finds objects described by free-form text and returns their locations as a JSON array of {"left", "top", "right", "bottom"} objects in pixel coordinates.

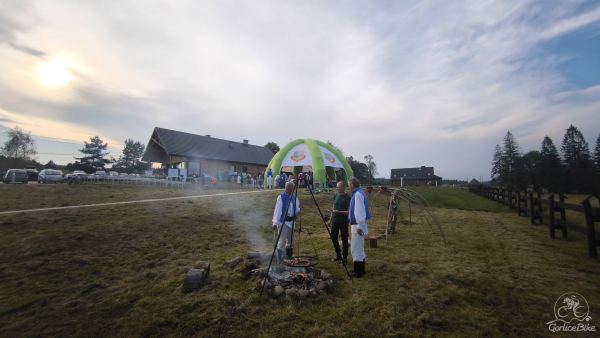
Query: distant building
[
  {"left": 468, "top": 178, "right": 481, "bottom": 186},
  {"left": 390, "top": 166, "right": 442, "bottom": 186},
  {"left": 141, "top": 127, "right": 274, "bottom": 179}
]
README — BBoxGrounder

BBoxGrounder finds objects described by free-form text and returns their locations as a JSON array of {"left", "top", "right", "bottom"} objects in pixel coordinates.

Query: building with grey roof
[{"left": 142, "top": 127, "right": 274, "bottom": 179}]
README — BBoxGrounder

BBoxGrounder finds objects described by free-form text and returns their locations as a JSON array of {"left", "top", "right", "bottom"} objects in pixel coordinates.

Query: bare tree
[
  {"left": 1, "top": 126, "right": 37, "bottom": 159},
  {"left": 364, "top": 154, "right": 378, "bottom": 181}
]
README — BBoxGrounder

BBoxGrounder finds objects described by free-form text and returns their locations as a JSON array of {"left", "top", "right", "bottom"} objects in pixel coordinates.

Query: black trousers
[{"left": 331, "top": 221, "right": 349, "bottom": 259}]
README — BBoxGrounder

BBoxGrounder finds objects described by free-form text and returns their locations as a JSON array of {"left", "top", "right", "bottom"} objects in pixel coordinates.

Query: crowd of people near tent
[{"left": 233, "top": 169, "right": 314, "bottom": 189}]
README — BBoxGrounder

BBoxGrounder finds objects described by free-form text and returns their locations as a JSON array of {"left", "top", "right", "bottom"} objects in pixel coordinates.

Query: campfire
[{"left": 248, "top": 253, "right": 334, "bottom": 298}]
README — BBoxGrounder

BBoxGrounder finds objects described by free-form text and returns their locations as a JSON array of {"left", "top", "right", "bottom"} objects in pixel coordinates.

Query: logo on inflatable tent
[
  {"left": 290, "top": 150, "right": 306, "bottom": 162},
  {"left": 324, "top": 152, "right": 337, "bottom": 164}
]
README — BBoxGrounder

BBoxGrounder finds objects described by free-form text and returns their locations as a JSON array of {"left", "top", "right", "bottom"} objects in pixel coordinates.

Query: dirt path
[{"left": 0, "top": 189, "right": 281, "bottom": 216}]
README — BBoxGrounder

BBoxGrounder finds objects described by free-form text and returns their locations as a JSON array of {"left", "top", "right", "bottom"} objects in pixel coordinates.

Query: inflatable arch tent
[{"left": 265, "top": 139, "right": 353, "bottom": 188}]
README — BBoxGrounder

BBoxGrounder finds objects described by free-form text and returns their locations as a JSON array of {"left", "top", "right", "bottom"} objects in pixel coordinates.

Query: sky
[{"left": 0, "top": 0, "right": 599, "bottom": 180}]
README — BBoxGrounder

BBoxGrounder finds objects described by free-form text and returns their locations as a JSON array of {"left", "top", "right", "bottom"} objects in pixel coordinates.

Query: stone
[
  {"left": 325, "top": 279, "right": 334, "bottom": 288},
  {"left": 316, "top": 281, "right": 327, "bottom": 291},
  {"left": 320, "top": 270, "right": 332, "bottom": 280},
  {"left": 257, "top": 278, "right": 271, "bottom": 290},
  {"left": 297, "top": 289, "right": 309, "bottom": 297},
  {"left": 309, "top": 288, "right": 317, "bottom": 297},
  {"left": 285, "top": 288, "right": 298, "bottom": 297},
  {"left": 250, "top": 267, "right": 267, "bottom": 278},
  {"left": 193, "top": 261, "right": 210, "bottom": 277},
  {"left": 273, "top": 285, "right": 284, "bottom": 297},
  {"left": 182, "top": 268, "right": 207, "bottom": 293},
  {"left": 224, "top": 256, "right": 244, "bottom": 269},
  {"left": 235, "top": 261, "right": 258, "bottom": 276}
]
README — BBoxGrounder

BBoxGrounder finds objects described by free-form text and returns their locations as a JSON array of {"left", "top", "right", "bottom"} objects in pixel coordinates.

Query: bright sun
[{"left": 37, "top": 58, "right": 74, "bottom": 88}]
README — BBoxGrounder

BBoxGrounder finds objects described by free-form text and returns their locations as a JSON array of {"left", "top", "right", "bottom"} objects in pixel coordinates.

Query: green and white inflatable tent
[{"left": 265, "top": 139, "right": 353, "bottom": 188}]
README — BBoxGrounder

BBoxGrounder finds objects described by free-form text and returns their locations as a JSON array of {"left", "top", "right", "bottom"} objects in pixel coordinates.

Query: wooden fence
[{"left": 469, "top": 186, "right": 600, "bottom": 259}]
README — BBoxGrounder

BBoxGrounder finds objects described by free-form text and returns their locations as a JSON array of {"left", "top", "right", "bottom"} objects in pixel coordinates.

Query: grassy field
[
  {"left": 407, "top": 186, "right": 511, "bottom": 212},
  {"left": 0, "top": 184, "right": 599, "bottom": 337},
  {"left": 0, "top": 182, "right": 248, "bottom": 211}
]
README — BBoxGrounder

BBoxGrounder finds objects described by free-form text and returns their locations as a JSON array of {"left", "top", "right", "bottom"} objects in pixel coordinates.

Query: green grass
[
  {"left": 406, "top": 186, "right": 511, "bottom": 212},
  {"left": 0, "top": 184, "right": 599, "bottom": 337}
]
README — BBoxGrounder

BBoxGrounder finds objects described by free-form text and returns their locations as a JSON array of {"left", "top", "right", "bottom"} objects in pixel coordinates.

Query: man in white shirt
[
  {"left": 348, "top": 177, "right": 371, "bottom": 277},
  {"left": 272, "top": 181, "right": 300, "bottom": 262}
]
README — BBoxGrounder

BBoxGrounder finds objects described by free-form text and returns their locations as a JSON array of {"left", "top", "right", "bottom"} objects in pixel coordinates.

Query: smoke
[
  {"left": 131, "top": 183, "right": 280, "bottom": 252},
  {"left": 230, "top": 204, "right": 272, "bottom": 252}
]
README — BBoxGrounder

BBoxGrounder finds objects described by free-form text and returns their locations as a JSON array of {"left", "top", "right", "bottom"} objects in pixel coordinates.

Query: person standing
[
  {"left": 330, "top": 181, "right": 351, "bottom": 263},
  {"left": 267, "top": 169, "right": 273, "bottom": 189},
  {"left": 272, "top": 181, "right": 300, "bottom": 262},
  {"left": 348, "top": 177, "right": 370, "bottom": 277}
]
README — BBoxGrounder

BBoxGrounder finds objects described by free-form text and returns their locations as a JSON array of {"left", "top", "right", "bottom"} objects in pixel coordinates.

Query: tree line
[
  {"left": 491, "top": 125, "right": 600, "bottom": 194},
  {"left": 68, "top": 136, "right": 149, "bottom": 173},
  {"left": 0, "top": 126, "right": 149, "bottom": 174},
  {"left": 1, "top": 126, "right": 378, "bottom": 179}
]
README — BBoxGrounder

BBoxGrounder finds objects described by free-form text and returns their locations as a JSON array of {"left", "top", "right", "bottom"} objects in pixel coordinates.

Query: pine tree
[
  {"left": 491, "top": 144, "right": 502, "bottom": 179},
  {"left": 594, "top": 134, "right": 600, "bottom": 193},
  {"left": 520, "top": 150, "right": 541, "bottom": 191},
  {"left": 539, "top": 136, "right": 563, "bottom": 193},
  {"left": 115, "top": 139, "right": 148, "bottom": 173},
  {"left": 74, "top": 136, "right": 110, "bottom": 172},
  {"left": 500, "top": 131, "right": 521, "bottom": 189},
  {"left": 560, "top": 125, "right": 594, "bottom": 193},
  {"left": 594, "top": 133, "right": 600, "bottom": 173},
  {"left": 44, "top": 160, "right": 58, "bottom": 169},
  {"left": 561, "top": 125, "right": 590, "bottom": 164}
]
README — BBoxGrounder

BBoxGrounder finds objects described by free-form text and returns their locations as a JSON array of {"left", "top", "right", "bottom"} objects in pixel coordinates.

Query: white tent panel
[
  {"left": 280, "top": 143, "right": 314, "bottom": 167},
  {"left": 319, "top": 146, "right": 344, "bottom": 169}
]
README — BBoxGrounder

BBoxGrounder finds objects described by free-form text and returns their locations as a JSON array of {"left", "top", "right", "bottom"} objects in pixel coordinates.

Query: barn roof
[{"left": 142, "top": 127, "right": 274, "bottom": 165}]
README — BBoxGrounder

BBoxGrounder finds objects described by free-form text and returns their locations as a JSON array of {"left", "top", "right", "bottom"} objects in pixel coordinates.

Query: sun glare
[{"left": 37, "top": 58, "right": 74, "bottom": 88}]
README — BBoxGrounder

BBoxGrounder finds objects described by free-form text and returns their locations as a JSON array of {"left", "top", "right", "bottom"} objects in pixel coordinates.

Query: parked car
[
  {"left": 38, "top": 169, "right": 64, "bottom": 184},
  {"left": 119, "top": 172, "right": 129, "bottom": 177},
  {"left": 3, "top": 169, "right": 29, "bottom": 184},
  {"left": 67, "top": 170, "right": 87, "bottom": 183},
  {"left": 109, "top": 171, "right": 119, "bottom": 176},
  {"left": 25, "top": 167, "right": 39, "bottom": 181},
  {"left": 94, "top": 170, "right": 107, "bottom": 181}
]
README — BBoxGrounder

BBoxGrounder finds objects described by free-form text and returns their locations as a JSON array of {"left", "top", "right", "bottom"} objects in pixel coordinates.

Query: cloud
[
  {"left": 7, "top": 41, "right": 45, "bottom": 57},
  {"left": 0, "top": 0, "right": 599, "bottom": 177}
]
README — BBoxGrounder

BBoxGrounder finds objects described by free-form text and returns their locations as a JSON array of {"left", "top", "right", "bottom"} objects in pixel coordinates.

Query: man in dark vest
[{"left": 330, "top": 181, "right": 351, "bottom": 263}]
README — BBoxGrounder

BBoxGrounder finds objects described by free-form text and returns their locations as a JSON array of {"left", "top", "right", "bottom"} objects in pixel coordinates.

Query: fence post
[
  {"left": 549, "top": 195, "right": 556, "bottom": 238},
  {"left": 529, "top": 192, "right": 535, "bottom": 223},
  {"left": 582, "top": 196, "right": 600, "bottom": 259},
  {"left": 530, "top": 192, "right": 542, "bottom": 224},
  {"left": 559, "top": 193, "right": 567, "bottom": 228},
  {"left": 548, "top": 194, "right": 567, "bottom": 239}
]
